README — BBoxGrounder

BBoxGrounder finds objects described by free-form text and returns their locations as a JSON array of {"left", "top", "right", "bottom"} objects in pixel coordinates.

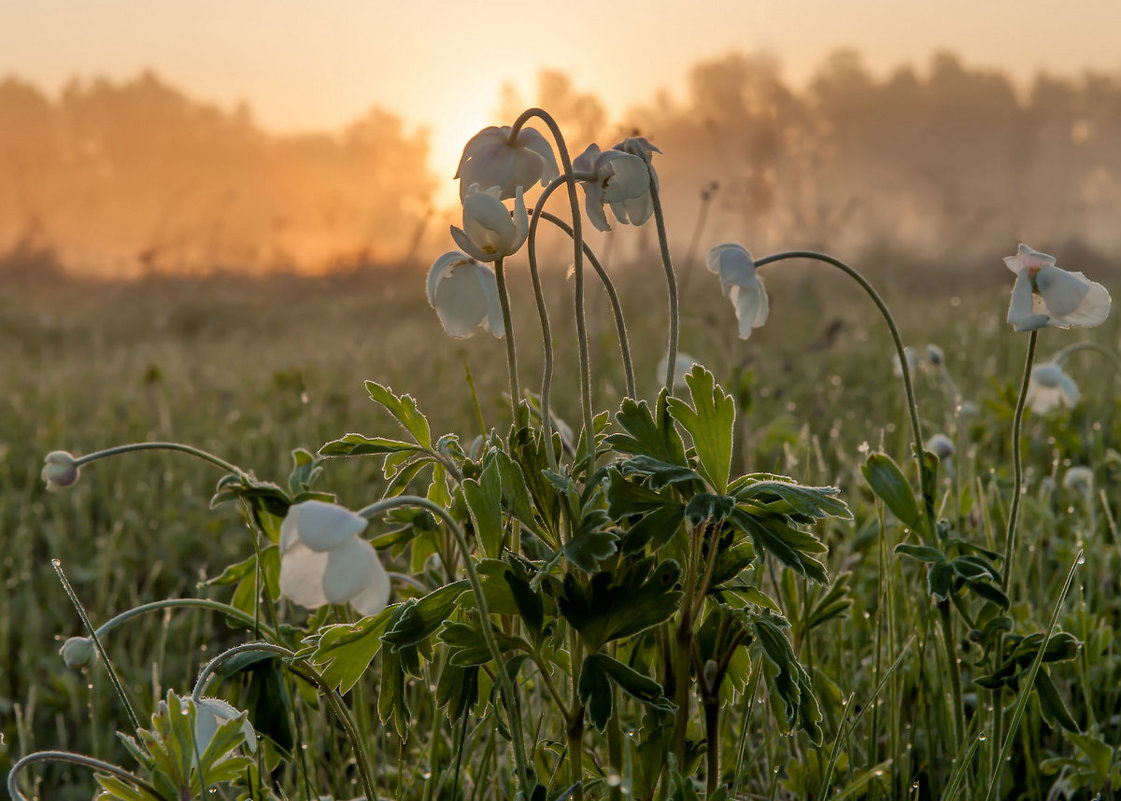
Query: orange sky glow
[{"left": 3, "top": 0, "right": 1120, "bottom": 203}]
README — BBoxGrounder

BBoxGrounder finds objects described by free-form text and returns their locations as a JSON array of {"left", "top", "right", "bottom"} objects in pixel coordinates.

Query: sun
[{"left": 426, "top": 90, "right": 505, "bottom": 211}]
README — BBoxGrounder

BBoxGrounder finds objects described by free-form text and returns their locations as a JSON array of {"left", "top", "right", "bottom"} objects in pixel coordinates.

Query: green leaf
[
  {"left": 577, "top": 654, "right": 614, "bottom": 730},
  {"left": 504, "top": 569, "right": 543, "bottom": 637},
  {"left": 382, "top": 580, "right": 471, "bottom": 652},
  {"left": 607, "top": 392, "right": 688, "bottom": 465},
  {"left": 620, "top": 504, "right": 686, "bottom": 554},
  {"left": 558, "top": 558, "right": 683, "bottom": 651},
  {"left": 593, "top": 653, "right": 675, "bottom": 712},
  {"left": 462, "top": 460, "right": 504, "bottom": 559},
  {"left": 491, "top": 449, "right": 546, "bottom": 540},
  {"left": 665, "top": 366, "right": 736, "bottom": 494},
  {"left": 683, "top": 493, "right": 736, "bottom": 527},
  {"left": 1066, "top": 733, "right": 1114, "bottom": 781},
  {"left": 965, "top": 579, "right": 1010, "bottom": 610},
  {"left": 318, "top": 433, "right": 425, "bottom": 458},
  {"left": 436, "top": 662, "right": 479, "bottom": 721},
  {"left": 620, "top": 455, "right": 702, "bottom": 490},
  {"left": 862, "top": 452, "right": 922, "bottom": 531},
  {"left": 731, "top": 477, "right": 851, "bottom": 520},
  {"left": 753, "top": 615, "right": 823, "bottom": 744},
  {"left": 927, "top": 559, "right": 954, "bottom": 600},
  {"left": 378, "top": 649, "right": 410, "bottom": 737},
  {"left": 365, "top": 380, "right": 432, "bottom": 447},
  {"left": 803, "top": 572, "right": 853, "bottom": 632},
  {"left": 893, "top": 543, "right": 945, "bottom": 563},
  {"left": 1034, "top": 667, "right": 1079, "bottom": 732},
  {"left": 309, "top": 606, "right": 395, "bottom": 693},
  {"left": 730, "top": 509, "right": 827, "bottom": 583},
  {"left": 243, "top": 656, "right": 294, "bottom": 753}
]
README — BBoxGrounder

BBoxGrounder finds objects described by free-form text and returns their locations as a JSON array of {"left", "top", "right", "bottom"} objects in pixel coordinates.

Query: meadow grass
[{"left": 2, "top": 259, "right": 1119, "bottom": 800}]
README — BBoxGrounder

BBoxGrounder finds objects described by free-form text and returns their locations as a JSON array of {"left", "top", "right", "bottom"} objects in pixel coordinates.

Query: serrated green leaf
[
  {"left": 620, "top": 455, "right": 702, "bottom": 490},
  {"left": 577, "top": 654, "right": 614, "bottom": 730},
  {"left": 558, "top": 558, "right": 682, "bottom": 651},
  {"left": 665, "top": 366, "right": 736, "bottom": 494},
  {"left": 754, "top": 615, "right": 822, "bottom": 744},
  {"left": 620, "top": 503, "right": 686, "bottom": 554},
  {"left": 594, "top": 653, "right": 675, "bottom": 712},
  {"left": 462, "top": 460, "right": 504, "bottom": 559},
  {"left": 927, "top": 559, "right": 954, "bottom": 600},
  {"left": 382, "top": 580, "right": 470, "bottom": 652},
  {"left": 366, "top": 380, "right": 432, "bottom": 447},
  {"left": 607, "top": 392, "right": 688, "bottom": 465},
  {"left": 862, "top": 452, "right": 922, "bottom": 531},
  {"left": 683, "top": 493, "right": 736, "bottom": 526},
  {"left": 730, "top": 477, "right": 851, "bottom": 520},
  {"left": 730, "top": 509, "right": 827, "bottom": 583},
  {"left": 309, "top": 606, "right": 395, "bottom": 693},
  {"left": 504, "top": 569, "right": 543, "bottom": 636}
]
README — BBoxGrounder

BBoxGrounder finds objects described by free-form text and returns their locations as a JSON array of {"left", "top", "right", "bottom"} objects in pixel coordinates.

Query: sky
[{"left": 3, "top": 0, "right": 1120, "bottom": 189}]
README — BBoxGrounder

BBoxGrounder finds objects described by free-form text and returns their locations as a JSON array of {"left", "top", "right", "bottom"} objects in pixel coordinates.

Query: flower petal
[
  {"left": 323, "top": 538, "right": 381, "bottom": 606},
  {"left": 1004, "top": 243, "right": 1055, "bottom": 275},
  {"left": 433, "top": 258, "right": 493, "bottom": 338},
  {"left": 279, "top": 541, "right": 330, "bottom": 609},
  {"left": 1007, "top": 271, "right": 1050, "bottom": 331},
  {"left": 285, "top": 501, "right": 367, "bottom": 552},
  {"left": 1036, "top": 265, "right": 1092, "bottom": 319},
  {"left": 348, "top": 551, "right": 391, "bottom": 617},
  {"left": 1053, "top": 273, "right": 1111, "bottom": 328}
]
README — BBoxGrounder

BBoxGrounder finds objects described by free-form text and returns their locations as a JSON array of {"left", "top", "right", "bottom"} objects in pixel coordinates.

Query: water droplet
[
  {"left": 421, "top": 770, "right": 432, "bottom": 780},
  {"left": 51, "top": 558, "right": 61, "bottom": 568},
  {"left": 1077, "top": 553, "right": 1086, "bottom": 565},
  {"left": 978, "top": 733, "right": 987, "bottom": 741},
  {"left": 606, "top": 774, "right": 621, "bottom": 787},
  {"left": 912, "top": 781, "right": 920, "bottom": 790}
]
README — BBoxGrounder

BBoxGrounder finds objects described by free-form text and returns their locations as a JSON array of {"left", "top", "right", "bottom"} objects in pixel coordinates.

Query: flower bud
[
  {"left": 926, "top": 344, "right": 944, "bottom": 366},
  {"left": 59, "top": 636, "right": 96, "bottom": 669},
  {"left": 42, "top": 451, "right": 80, "bottom": 491},
  {"left": 1062, "top": 466, "right": 1094, "bottom": 495}
]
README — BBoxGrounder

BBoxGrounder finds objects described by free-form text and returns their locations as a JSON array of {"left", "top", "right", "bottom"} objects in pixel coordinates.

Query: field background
[{"left": 3, "top": 253, "right": 1119, "bottom": 798}]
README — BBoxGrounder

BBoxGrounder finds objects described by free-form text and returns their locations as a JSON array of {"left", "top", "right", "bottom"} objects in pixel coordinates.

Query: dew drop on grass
[
  {"left": 606, "top": 774, "right": 621, "bottom": 787},
  {"left": 51, "top": 558, "right": 61, "bottom": 568},
  {"left": 1077, "top": 553, "right": 1086, "bottom": 565},
  {"left": 977, "top": 733, "right": 986, "bottom": 741}
]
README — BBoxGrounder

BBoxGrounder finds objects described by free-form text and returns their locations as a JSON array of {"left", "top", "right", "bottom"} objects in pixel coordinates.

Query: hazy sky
[{"left": 3, "top": 0, "right": 1120, "bottom": 183}]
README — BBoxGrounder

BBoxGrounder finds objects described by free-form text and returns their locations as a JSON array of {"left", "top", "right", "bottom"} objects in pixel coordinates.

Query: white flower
[
  {"left": 1005, "top": 243, "right": 1111, "bottom": 331},
  {"left": 279, "top": 501, "right": 390, "bottom": 617},
  {"left": 451, "top": 184, "right": 528, "bottom": 262},
  {"left": 42, "top": 450, "right": 80, "bottom": 491},
  {"left": 427, "top": 252, "right": 505, "bottom": 339},
  {"left": 191, "top": 697, "right": 257, "bottom": 757},
  {"left": 926, "top": 433, "right": 955, "bottom": 460},
  {"left": 572, "top": 143, "right": 655, "bottom": 232},
  {"left": 1026, "top": 362, "right": 1080, "bottom": 414},
  {"left": 706, "top": 244, "right": 769, "bottom": 339},
  {"left": 455, "top": 125, "right": 558, "bottom": 202},
  {"left": 1062, "top": 466, "right": 1094, "bottom": 495},
  {"left": 892, "top": 346, "right": 918, "bottom": 378},
  {"left": 656, "top": 352, "right": 700, "bottom": 390}
]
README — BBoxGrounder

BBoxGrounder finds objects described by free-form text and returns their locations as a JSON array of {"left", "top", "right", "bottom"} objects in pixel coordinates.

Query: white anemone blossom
[
  {"left": 706, "top": 243, "right": 769, "bottom": 339},
  {"left": 279, "top": 501, "right": 390, "bottom": 617},
  {"left": 191, "top": 697, "right": 257, "bottom": 757},
  {"left": 455, "top": 125, "right": 558, "bottom": 201},
  {"left": 1026, "top": 362, "right": 1080, "bottom": 414},
  {"left": 572, "top": 143, "right": 656, "bottom": 232},
  {"left": 427, "top": 251, "right": 504, "bottom": 339},
  {"left": 1005, "top": 243, "right": 1111, "bottom": 331},
  {"left": 451, "top": 184, "right": 529, "bottom": 263}
]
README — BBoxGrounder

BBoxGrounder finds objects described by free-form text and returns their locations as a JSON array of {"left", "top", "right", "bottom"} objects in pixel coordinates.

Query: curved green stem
[
  {"left": 90, "top": 597, "right": 279, "bottom": 644},
  {"left": 539, "top": 209, "right": 636, "bottom": 398},
  {"left": 493, "top": 256, "right": 522, "bottom": 424},
  {"left": 52, "top": 560, "right": 141, "bottom": 733},
  {"left": 509, "top": 108, "right": 595, "bottom": 481},
  {"left": 193, "top": 641, "right": 379, "bottom": 801},
  {"left": 1052, "top": 340, "right": 1121, "bottom": 373},
  {"left": 356, "top": 495, "right": 531, "bottom": 800},
  {"left": 754, "top": 251, "right": 930, "bottom": 533},
  {"left": 526, "top": 179, "right": 560, "bottom": 468},
  {"left": 7, "top": 751, "right": 163, "bottom": 801},
  {"left": 72, "top": 441, "right": 242, "bottom": 474},
  {"left": 641, "top": 152, "right": 680, "bottom": 395}
]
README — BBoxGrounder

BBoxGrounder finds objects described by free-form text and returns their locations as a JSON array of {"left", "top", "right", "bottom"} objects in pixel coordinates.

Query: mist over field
[{"left": 2, "top": 49, "right": 1119, "bottom": 282}]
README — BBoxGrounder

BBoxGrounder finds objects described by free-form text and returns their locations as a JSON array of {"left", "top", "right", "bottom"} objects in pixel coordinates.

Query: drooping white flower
[
  {"left": 706, "top": 243, "right": 769, "bottom": 339},
  {"left": 42, "top": 450, "right": 80, "bottom": 491},
  {"left": 1026, "top": 362, "right": 1080, "bottom": 414},
  {"left": 427, "top": 251, "right": 505, "bottom": 339},
  {"left": 191, "top": 697, "right": 257, "bottom": 757},
  {"left": 279, "top": 501, "right": 390, "bottom": 617},
  {"left": 455, "top": 125, "right": 558, "bottom": 201},
  {"left": 572, "top": 143, "right": 655, "bottom": 232},
  {"left": 451, "top": 184, "right": 528, "bottom": 262},
  {"left": 1005, "top": 243, "right": 1111, "bottom": 331}
]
